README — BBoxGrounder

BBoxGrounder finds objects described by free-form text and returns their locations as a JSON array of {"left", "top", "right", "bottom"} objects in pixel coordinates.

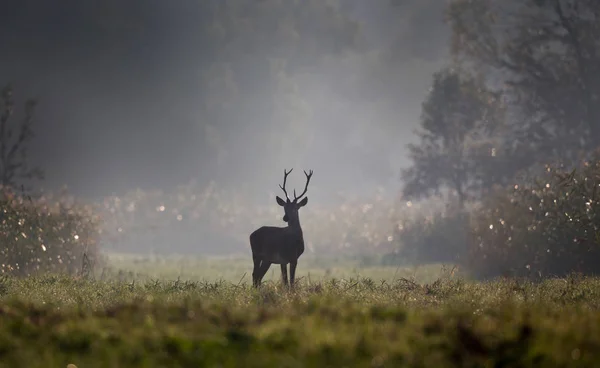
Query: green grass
[
  {"left": 101, "top": 252, "right": 458, "bottom": 284},
  {"left": 1, "top": 256, "right": 600, "bottom": 366}
]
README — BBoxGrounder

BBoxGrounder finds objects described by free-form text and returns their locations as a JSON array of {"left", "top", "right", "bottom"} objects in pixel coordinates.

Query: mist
[{"left": 0, "top": 0, "right": 450, "bottom": 255}]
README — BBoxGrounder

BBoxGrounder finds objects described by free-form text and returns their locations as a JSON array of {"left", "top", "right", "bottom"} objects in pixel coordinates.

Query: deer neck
[{"left": 286, "top": 218, "right": 302, "bottom": 232}]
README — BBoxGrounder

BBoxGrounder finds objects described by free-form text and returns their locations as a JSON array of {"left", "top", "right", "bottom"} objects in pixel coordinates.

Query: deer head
[{"left": 275, "top": 168, "right": 313, "bottom": 225}]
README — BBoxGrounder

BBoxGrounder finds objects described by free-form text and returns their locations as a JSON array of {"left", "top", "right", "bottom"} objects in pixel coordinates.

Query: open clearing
[
  {"left": 0, "top": 255, "right": 598, "bottom": 367},
  {"left": 101, "top": 253, "right": 455, "bottom": 284}
]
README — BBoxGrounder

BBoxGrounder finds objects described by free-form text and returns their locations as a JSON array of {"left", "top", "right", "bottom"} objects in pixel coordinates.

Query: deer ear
[
  {"left": 276, "top": 196, "right": 286, "bottom": 206},
  {"left": 297, "top": 197, "right": 308, "bottom": 207}
]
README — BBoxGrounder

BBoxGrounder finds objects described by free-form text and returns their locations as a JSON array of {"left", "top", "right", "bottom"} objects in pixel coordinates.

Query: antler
[
  {"left": 293, "top": 169, "right": 313, "bottom": 202},
  {"left": 279, "top": 168, "right": 293, "bottom": 199}
]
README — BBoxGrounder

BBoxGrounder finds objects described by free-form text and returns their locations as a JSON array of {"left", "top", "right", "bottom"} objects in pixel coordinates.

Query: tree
[
  {"left": 401, "top": 67, "right": 506, "bottom": 208},
  {"left": 194, "top": 0, "right": 363, "bottom": 190},
  {"left": 447, "top": 0, "right": 600, "bottom": 165},
  {"left": 0, "top": 84, "right": 43, "bottom": 190}
]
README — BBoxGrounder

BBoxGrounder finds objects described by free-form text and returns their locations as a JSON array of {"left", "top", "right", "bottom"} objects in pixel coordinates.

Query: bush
[
  {"left": 97, "top": 182, "right": 468, "bottom": 262},
  {"left": 97, "top": 184, "right": 412, "bottom": 256},
  {"left": 469, "top": 153, "right": 600, "bottom": 279},
  {"left": 0, "top": 187, "right": 101, "bottom": 277},
  {"left": 392, "top": 209, "right": 470, "bottom": 266}
]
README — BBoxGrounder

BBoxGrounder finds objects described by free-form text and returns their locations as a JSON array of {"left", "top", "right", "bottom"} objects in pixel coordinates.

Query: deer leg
[
  {"left": 280, "top": 264, "right": 288, "bottom": 287},
  {"left": 252, "top": 255, "right": 262, "bottom": 288},
  {"left": 289, "top": 260, "right": 297, "bottom": 289},
  {"left": 256, "top": 261, "right": 271, "bottom": 287}
]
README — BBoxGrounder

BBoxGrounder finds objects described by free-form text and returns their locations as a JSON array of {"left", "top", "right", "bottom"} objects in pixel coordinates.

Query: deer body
[
  {"left": 250, "top": 226, "right": 305, "bottom": 265},
  {"left": 250, "top": 169, "right": 312, "bottom": 288}
]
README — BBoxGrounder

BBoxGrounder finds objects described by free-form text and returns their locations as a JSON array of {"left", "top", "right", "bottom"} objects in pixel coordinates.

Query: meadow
[
  {"left": 101, "top": 253, "right": 455, "bottom": 284},
  {"left": 0, "top": 254, "right": 599, "bottom": 367}
]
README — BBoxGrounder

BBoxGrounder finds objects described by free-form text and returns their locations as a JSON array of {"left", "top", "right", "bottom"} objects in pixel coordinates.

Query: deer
[{"left": 250, "top": 168, "right": 313, "bottom": 289}]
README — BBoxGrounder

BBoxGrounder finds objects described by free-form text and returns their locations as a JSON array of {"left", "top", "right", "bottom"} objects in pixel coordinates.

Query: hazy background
[
  {"left": 0, "top": 0, "right": 449, "bottom": 202},
  {"left": 2, "top": 0, "right": 599, "bottom": 281}
]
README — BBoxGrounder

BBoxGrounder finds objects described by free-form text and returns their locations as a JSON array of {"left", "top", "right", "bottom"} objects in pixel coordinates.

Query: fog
[{"left": 0, "top": 0, "right": 450, "bottom": 255}]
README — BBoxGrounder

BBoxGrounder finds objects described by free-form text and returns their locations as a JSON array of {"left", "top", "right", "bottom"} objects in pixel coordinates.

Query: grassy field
[
  {"left": 0, "top": 254, "right": 599, "bottom": 367},
  {"left": 101, "top": 252, "right": 457, "bottom": 284}
]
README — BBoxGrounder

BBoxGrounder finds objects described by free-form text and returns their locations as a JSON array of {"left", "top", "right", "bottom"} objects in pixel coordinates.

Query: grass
[
  {"left": 0, "top": 256, "right": 600, "bottom": 366},
  {"left": 101, "top": 252, "right": 457, "bottom": 284}
]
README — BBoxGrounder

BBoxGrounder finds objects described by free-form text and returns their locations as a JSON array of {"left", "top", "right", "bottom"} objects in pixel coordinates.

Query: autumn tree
[
  {"left": 0, "top": 84, "right": 43, "bottom": 191},
  {"left": 447, "top": 0, "right": 600, "bottom": 165},
  {"left": 401, "top": 68, "right": 507, "bottom": 208}
]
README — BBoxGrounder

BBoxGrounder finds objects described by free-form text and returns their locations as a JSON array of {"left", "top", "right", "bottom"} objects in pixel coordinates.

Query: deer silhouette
[{"left": 250, "top": 168, "right": 313, "bottom": 288}]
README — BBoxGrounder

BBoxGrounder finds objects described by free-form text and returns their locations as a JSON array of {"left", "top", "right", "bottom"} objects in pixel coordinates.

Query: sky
[{"left": 0, "top": 0, "right": 450, "bottom": 202}]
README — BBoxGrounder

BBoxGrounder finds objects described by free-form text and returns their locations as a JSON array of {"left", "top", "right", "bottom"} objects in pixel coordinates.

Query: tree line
[
  {"left": 3, "top": 1, "right": 600, "bottom": 207},
  {"left": 402, "top": 0, "right": 600, "bottom": 209}
]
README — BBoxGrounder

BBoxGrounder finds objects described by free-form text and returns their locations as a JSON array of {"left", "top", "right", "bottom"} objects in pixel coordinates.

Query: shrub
[
  {"left": 469, "top": 153, "right": 600, "bottom": 279},
  {"left": 0, "top": 187, "right": 101, "bottom": 276},
  {"left": 97, "top": 184, "right": 411, "bottom": 256},
  {"left": 392, "top": 208, "right": 470, "bottom": 266},
  {"left": 97, "top": 182, "right": 468, "bottom": 262}
]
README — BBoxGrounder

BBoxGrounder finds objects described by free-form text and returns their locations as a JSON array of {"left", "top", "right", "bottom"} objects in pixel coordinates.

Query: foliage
[
  {"left": 469, "top": 152, "right": 600, "bottom": 279},
  {"left": 0, "top": 272, "right": 600, "bottom": 366},
  {"left": 0, "top": 84, "right": 43, "bottom": 189},
  {"left": 1, "top": 0, "right": 451, "bottom": 193},
  {"left": 97, "top": 183, "right": 445, "bottom": 256},
  {"left": 0, "top": 186, "right": 101, "bottom": 277},
  {"left": 94, "top": 180, "right": 476, "bottom": 267},
  {"left": 393, "top": 208, "right": 470, "bottom": 266},
  {"left": 100, "top": 182, "right": 483, "bottom": 267},
  {"left": 447, "top": 0, "right": 600, "bottom": 163},
  {"left": 188, "top": 0, "right": 368, "bottom": 188},
  {"left": 401, "top": 67, "right": 508, "bottom": 207}
]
